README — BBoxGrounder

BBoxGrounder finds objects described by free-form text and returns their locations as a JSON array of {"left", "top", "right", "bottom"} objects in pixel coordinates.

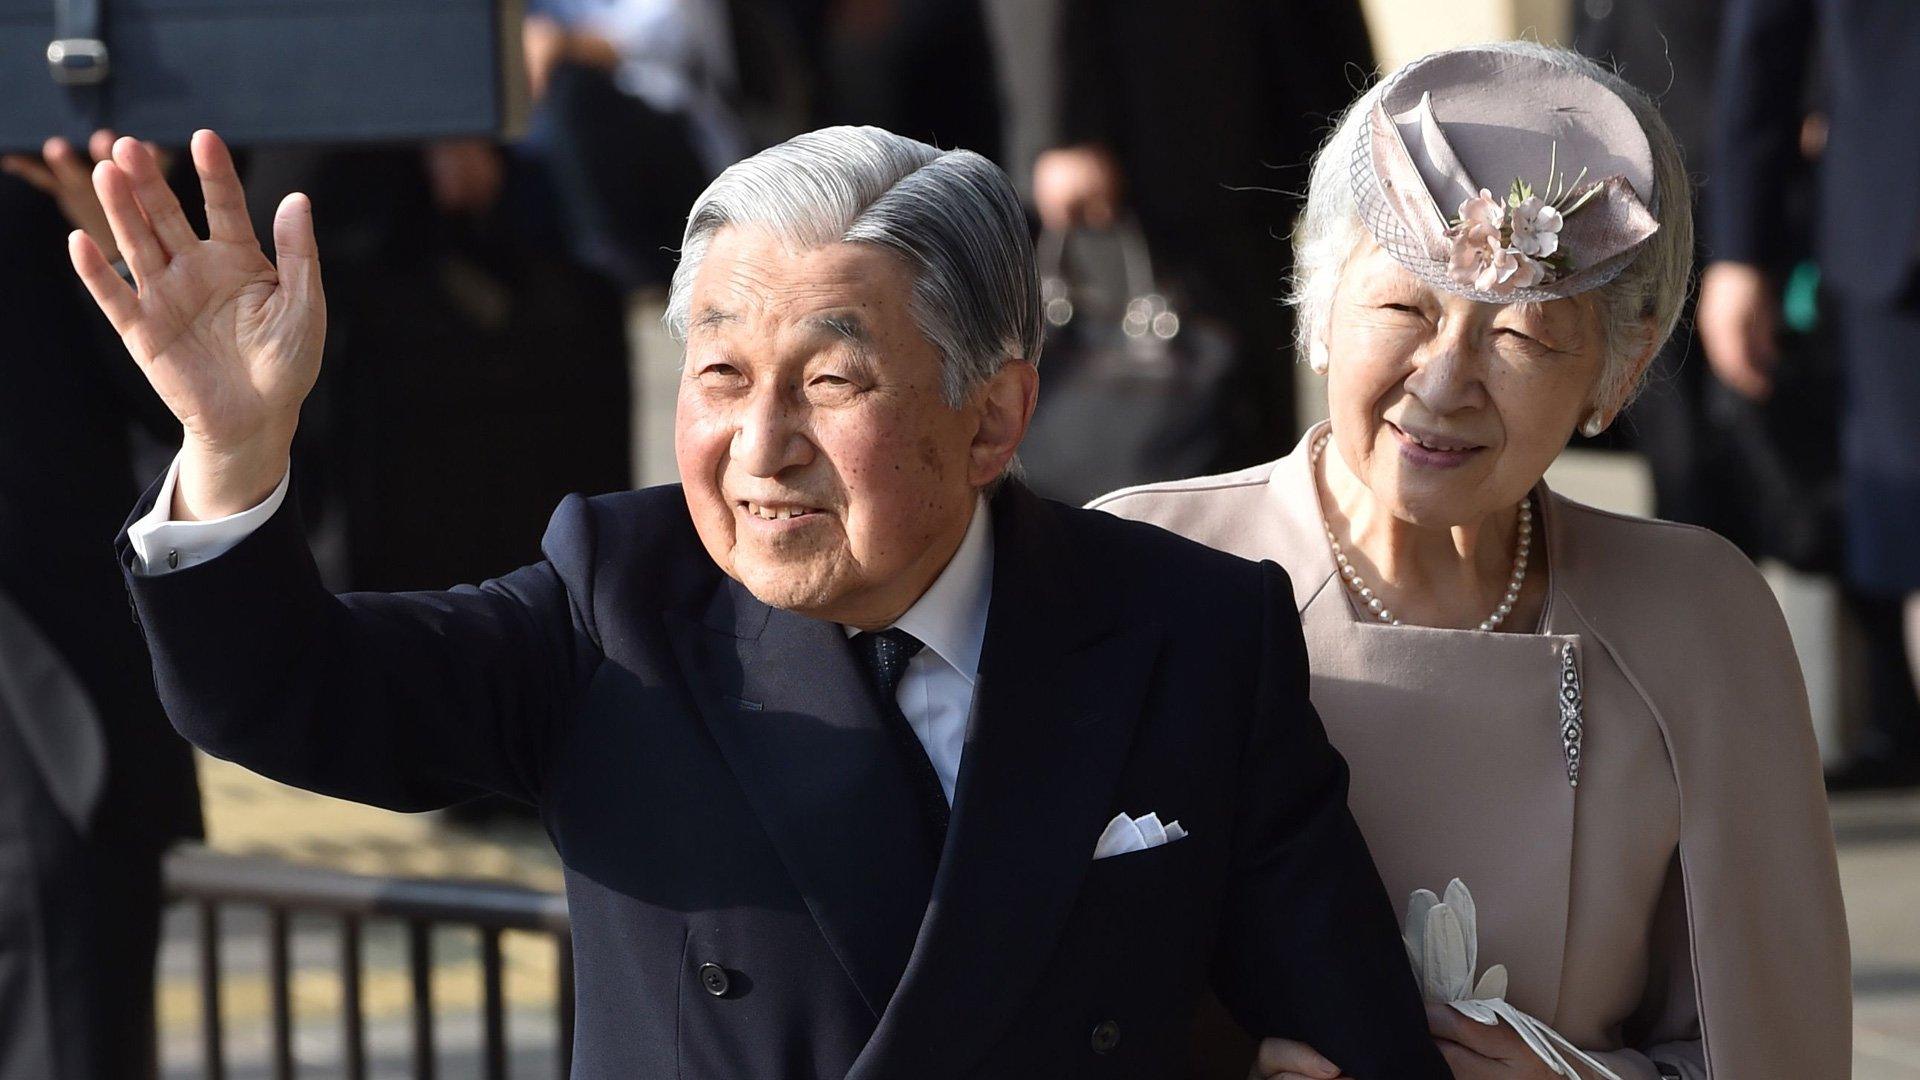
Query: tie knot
[{"left": 854, "top": 628, "right": 925, "bottom": 695}]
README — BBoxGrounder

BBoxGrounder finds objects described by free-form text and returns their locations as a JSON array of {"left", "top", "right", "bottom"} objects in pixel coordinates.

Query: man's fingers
[
  {"left": 191, "top": 129, "right": 256, "bottom": 245},
  {"left": 93, "top": 159, "right": 167, "bottom": 283},
  {"left": 271, "top": 191, "right": 321, "bottom": 300},
  {"left": 68, "top": 229, "right": 141, "bottom": 336},
  {"left": 112, "top": 135, "right": 199, "bottom": 255},
  {"left": 88, "top": 128, "right": 117, "bottom": 164}
]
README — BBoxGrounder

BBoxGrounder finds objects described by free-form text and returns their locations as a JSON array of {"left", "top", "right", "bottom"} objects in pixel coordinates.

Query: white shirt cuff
[{"left": 127, "top": 454, "right": 291, "bottom": 576}]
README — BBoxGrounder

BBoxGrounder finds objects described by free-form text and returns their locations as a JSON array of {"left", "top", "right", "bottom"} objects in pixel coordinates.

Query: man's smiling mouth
[{"left": 740, "top": 501, "right": 822, "bottom": 521}]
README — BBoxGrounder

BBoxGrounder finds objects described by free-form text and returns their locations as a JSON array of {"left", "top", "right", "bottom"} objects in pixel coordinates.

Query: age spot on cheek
[{"left": 914, "top": 435, "right": 943, "bottom": 477}]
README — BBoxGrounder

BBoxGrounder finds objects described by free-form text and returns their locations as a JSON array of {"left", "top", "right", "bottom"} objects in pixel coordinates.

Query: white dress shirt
[
  {"left": 127, "top": 455, "right": 291, "bottom": 574},
  {"left": 842, "top": 497, "right": 993, "bottom": 804},
  {"left": 128, "top": 457, "right": 995, "bottom": 803}
]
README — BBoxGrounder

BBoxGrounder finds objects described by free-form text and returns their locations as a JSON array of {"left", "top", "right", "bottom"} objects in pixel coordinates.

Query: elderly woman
[{"left": 1094, "top": 43, "right": 1850, "bottom": 1080}]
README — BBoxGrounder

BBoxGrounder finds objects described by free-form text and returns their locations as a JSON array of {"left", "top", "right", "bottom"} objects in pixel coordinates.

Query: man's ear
[{"left": 967, "top": 359, "right": 1039, "bottom": 488}]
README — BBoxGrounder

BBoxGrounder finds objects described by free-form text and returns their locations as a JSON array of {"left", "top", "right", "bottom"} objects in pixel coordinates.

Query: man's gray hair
[
  {"left": 666, "top": 126, "right": 1043, "bottom": 406},
  {"left": 1291, "top": 41, "right": 1695, "bottom": 412}
]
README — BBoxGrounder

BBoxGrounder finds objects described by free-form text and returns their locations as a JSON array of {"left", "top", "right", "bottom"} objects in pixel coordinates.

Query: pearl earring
[
  {"left": 1308, "top": 343, "right": 1329, "bottom": 374},
  {"left": 1580, "top": 411, "right": 1606, "bottom": 438}
]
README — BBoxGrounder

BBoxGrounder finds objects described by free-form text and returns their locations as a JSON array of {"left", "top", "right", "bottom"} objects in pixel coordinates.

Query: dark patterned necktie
[{"left": 852, "top": 628, "right": 952, "bottom": 841}]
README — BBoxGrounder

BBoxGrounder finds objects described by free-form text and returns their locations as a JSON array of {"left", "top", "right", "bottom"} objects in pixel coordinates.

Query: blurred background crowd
[{"left": 2, "top": 0, "right": 1918, "bottom": 1076}]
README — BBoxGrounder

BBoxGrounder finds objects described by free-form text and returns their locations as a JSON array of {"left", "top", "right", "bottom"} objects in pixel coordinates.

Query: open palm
[{"left": 68, "top": 130, "right": 324, "bottom": 460}]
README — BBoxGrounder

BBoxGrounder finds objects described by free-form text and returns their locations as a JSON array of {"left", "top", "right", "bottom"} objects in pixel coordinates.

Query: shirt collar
[{"left": 843, "top": 496, "right": 994, "bottom": 684}]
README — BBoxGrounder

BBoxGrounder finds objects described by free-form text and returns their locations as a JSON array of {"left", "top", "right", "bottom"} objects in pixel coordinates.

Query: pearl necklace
[{"left": 1310, "top": 432, "right": 1532, "bottom": 631}]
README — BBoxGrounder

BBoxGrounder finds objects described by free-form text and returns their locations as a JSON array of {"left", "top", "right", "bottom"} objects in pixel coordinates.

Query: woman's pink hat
[{"left": 1352, "top": 46, "right": 1662, "bottom": 303}]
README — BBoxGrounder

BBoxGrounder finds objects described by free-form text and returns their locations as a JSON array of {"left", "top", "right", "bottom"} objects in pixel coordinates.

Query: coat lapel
[
  {"left": 850, "top": 484, "right": 1163, "bottom": 1079},
  {"left": 665, "top": 578, "right": 939, "bottom": 1018}
]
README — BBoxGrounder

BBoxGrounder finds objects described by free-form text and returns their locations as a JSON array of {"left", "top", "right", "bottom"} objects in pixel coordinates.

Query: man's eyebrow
[
  {"left": 805, "top": 312, "right": 873, "bottom": 354},
  {"left": 690, "top": 307, "right": 738, "bottom": 331}
]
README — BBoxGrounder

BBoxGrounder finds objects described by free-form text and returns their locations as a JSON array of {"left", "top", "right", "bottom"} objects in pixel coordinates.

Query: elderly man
[{"left": 69, "top": 126, "right": 1446, "bottom": 1078}]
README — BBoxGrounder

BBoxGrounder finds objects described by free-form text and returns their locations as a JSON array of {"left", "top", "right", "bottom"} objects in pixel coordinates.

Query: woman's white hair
[
  {"left": 1291, "top": 41, "right": 1694, "bottom": 413},
  {"left": 665, "top": 125, "right": 1043, "bottom": 407}
]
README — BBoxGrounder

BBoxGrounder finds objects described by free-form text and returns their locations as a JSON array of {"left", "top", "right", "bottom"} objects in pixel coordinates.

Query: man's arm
[
  {"left": 118, "top": 466, "right": 596, "bottom": 811},
  {"left": 1212, "top": 562, "right": 1449, "bottom": 1080}
]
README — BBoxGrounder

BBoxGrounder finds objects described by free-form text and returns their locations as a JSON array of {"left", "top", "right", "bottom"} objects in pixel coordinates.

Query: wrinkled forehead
[{"left": 690, "top": 228, "right": 914, "bottom": 323}]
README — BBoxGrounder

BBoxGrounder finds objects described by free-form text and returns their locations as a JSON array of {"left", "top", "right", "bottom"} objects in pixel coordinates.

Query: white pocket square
[{"left": 1092, "top": 811, "right": 1188, "bottom": 860}]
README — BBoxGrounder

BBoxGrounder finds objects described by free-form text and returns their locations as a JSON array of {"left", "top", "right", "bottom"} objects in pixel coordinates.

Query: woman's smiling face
[{"left": 1319, "top": 239, "right": 1611, "bottom": 526}]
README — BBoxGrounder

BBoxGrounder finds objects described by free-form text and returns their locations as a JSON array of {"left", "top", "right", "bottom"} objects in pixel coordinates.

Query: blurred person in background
[
  {"left": 1028, "top": 0, "right": 1374, "bottom": 471},
  {"left": 523, "top": 0, "right": 749, "bottom": 292},
  {"left": 0, "top": 133, "right": 203, "bottom": 1080},
  {"left": 1579, "top": 3, "right": 1853, "bottom": 662},
  {"left": 1702, "top": 0, "right": 1920, "bottom": 790},
  {"left": 798, "top": 0, "right": 1003, "bottom": 158},
  {"left": 240, "top": 134, "right": 631, "bottom": 595}
]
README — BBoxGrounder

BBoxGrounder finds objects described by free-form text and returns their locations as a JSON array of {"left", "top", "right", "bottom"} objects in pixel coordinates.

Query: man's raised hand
[{"left": 67, "top": 129, "right": 325, "bottom": 521}]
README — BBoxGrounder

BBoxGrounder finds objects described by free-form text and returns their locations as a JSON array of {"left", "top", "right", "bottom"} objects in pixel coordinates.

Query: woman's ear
[
  {"left": 1587, "top": 316, "right": 1662, "bottom": 432},
  {"left": 1308, "top": 315, "right": 1333, "bottom": 374},
  {"left": 1620, "top": 316, "right": 1662, "bottom": 394}
]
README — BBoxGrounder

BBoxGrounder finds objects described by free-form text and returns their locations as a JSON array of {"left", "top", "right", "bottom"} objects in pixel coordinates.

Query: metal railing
[{"left": 164, "top": 848, "right": 574, "bottom": 1080}]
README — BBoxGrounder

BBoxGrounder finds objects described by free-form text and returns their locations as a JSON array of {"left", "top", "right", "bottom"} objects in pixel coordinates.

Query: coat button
[
  {"left": 698, "top": 963, "right": 730, "bottom": 997},
  {"left": 1090, "top": 1019, "right": 1121, "bottom": 1053}
]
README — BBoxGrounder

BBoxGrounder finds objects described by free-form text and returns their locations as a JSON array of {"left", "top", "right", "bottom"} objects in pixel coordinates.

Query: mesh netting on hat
[{"left": 1348, "top": 69, "right": 1640, "bottom": 306}]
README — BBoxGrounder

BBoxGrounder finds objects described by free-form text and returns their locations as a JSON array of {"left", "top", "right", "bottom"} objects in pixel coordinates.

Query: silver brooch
[{"left": 1558, "top": 642, "right": 1583, "bottom": 788}]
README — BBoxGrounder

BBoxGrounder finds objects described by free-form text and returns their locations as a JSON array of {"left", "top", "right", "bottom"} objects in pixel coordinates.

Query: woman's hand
[
  {"left": 1248, "top": 1037, "right": 1352, "bottom": 1080},
  {"left": 1428, "top": 1003, "right": 1576, "bottom": 1079},
  {"left": 2, "top": 129, "right": 162, "bottom": 264},
  {"left": 67, "top": 129, "right": 325, "bottom": 520}
]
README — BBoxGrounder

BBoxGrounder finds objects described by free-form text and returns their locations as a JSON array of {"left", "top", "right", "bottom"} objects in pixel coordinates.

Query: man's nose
[{"left": 730, "top": 386, "right": 814, "bottom": 477}]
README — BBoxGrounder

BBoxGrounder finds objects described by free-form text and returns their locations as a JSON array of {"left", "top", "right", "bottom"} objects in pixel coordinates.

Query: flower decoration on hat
[
  {"left": 1353, "top": 46, "right": 1663, "bottom": 305},
  {"left": 1445, "top": 145, "right": 1609, "bottom": 295}
]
